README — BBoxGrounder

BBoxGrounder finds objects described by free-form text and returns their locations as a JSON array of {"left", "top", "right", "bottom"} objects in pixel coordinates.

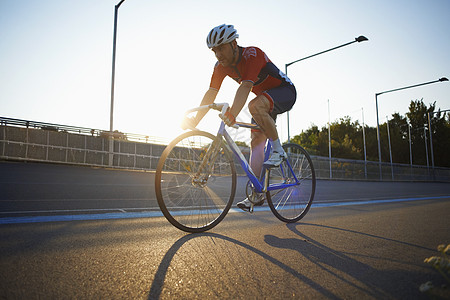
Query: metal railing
[
  {"left": 0, "top": 117, "right": 170, "bottom": 145},
  {"left": 0, "top": 125, "right": 166, "bottom": 170},
  {"left": 310, "top": 155, "right": 450, "bottom": 182},
  {"left": 1, "top": 117, "right": 449, "bottom": 181}
]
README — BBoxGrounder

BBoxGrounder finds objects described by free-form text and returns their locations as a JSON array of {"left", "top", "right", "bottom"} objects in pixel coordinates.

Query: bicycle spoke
[{"left": 155, "top": 131, "right": 236, "bottom": 232}]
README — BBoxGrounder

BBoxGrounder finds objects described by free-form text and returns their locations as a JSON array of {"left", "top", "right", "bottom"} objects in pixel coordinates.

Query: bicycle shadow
[
  {"left": 264, "top": 222, "right": 433, "bottom": 299},
  {"left": 292, "top": 222, "right": 433, "bottom": 251},
  {"left": 147, "top": 232, "right": 337, "bottom": 299}
]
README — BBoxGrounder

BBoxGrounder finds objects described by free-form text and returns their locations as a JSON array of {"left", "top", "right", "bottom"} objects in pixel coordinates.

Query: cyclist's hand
[
  {"left": 181, "top": 116, "right": 199, "bottom": 130},
  {"left": 220, "top": 109, "right": 236, "bottom": 127}
]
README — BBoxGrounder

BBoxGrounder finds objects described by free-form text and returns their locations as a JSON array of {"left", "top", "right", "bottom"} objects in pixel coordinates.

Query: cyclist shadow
[
  {"left": 264, "top": 222, "right": 432, "bottom": 299},
  {"left": 147, "top": 231, "right": 336, "bottom": 299}
]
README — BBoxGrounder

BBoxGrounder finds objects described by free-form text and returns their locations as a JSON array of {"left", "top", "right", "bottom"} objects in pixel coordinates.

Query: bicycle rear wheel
[
  {"left": 155, "top": 131, "right": 236, "bottom": 232},
  {"left": 267, "top": 143, "right": 316, "bottom": 223}
]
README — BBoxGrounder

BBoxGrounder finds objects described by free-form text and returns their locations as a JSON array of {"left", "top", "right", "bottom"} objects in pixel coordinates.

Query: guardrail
[
  {"left": 0, "top": 116, "right": 170, "bottom": 145},
  {"left": 0, "top": 121, "right": 166, "bottom": 170},
  {"left": 310, "top": 155, "right": 450, "bottom": 182},
  {"left": 1, "top": 117, "right": 449, "bottom": 181}
]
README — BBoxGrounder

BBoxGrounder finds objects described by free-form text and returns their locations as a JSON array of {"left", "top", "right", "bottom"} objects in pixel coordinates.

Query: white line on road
[{"left": 0, "top": 195, "right": 448, "bottom": 225}]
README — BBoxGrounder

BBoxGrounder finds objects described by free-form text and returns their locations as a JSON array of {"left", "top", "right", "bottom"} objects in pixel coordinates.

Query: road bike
[{"left": 155, "top": 103, "right": 316, "bottom": 232}]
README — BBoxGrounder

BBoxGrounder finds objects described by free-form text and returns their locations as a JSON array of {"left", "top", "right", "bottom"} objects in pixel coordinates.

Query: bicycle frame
[
  {"left": 188, "top": 103, "right": 300, "bottom": 194},
  {"left": 219, "top": 122, "right": 300, "bottom": 194}
]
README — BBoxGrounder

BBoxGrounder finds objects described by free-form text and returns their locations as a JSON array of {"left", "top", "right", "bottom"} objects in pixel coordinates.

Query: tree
[
  {"left": 289, "top": 99, "right": 450, "bottom": 167},
  {"left": 406, "top": 100, "right": 450, "bottom": 167},
  {"left": 291, "top": 124, "right": 321, "bottom": 155},
  {"left": 387, "top": 112, "right": 409, "bottom": 164},
  {"left": 329, "top": 116, "right": 361, "bottom": 160}
]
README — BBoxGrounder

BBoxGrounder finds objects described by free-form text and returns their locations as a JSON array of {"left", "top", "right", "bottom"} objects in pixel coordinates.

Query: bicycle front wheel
[
  {"left": 155, "top": 131, "right": 236, "bottom": 232},
  {"left": 267, "top": 143, "right": 316, "bottom": 223}
]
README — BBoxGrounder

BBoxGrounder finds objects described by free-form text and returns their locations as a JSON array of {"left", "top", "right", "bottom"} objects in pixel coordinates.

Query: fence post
[
  {"left": 25, "top": 127, "right": 29, "bottom": 159},
  {"left": 46, "top": 131, "right": 49, "bottom": 161},
  {"left": 134, "top": 143, "right": 136, "bottom": 169},
  {"left": 102, "top": 138, "right": 105, "bottom": 166},
  {"left": 149, "top": 144, "right": 152, "bottom": 169},
  {"left": 65, "top": 132, "right": 69, "bottom": 162},
  {"left": 118, "top": 141, "right": 121, "bottom": 167},
  {"left": 1, "top": 125, "right": 5, "bottom": 157},
  {"left": 109, "top": 138, "right": 114, "bottom": 167},
  {"left": 84, "top": 135, "right": 87, "bottom": 164}
]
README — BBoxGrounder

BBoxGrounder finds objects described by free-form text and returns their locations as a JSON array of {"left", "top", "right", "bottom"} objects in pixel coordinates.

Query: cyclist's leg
[
  {"left": 249, "top": 130, "right": 266, "bottom": 178},
  {"left": 249, "top": 85, "right": 296, "bottom": 167},
  {"left": 248, "top": 83, "right": 296, "bottom": 138},
  {"left": 248, "top": 94, "right": 286, "bottom": 167},
  {"left": 236, "top": 100, "right": 269, "bottom": 212},
  {"left": 236, "top": 121, "right": 266, "bottom": 212},
  {"left": 248, "top": 95, "right": 278, "bottom": 141},
  {"left": 266, "top": 83, "right": 297, "bottom": 117},
  {"left": 238, "top": 85, "right": 296, "bottom": 212}
]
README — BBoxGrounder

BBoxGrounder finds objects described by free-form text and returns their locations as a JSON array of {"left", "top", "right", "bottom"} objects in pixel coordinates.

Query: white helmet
[{"left": 206, "top": 24, "right": 239, "bottom": 49}]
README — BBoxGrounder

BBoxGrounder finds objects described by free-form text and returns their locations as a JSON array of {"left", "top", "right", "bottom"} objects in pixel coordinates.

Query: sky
[{"left": 1, "top": 0, "right": 449, "bottom": 144}]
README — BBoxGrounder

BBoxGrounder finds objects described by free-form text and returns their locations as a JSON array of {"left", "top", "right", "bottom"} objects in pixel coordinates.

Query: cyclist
[{"left": 182, "top": 24, "right": 297, "bottom": 212}]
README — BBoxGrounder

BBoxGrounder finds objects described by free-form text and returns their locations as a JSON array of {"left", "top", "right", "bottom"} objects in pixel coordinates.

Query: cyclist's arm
[
  {"left": 181, "top": 88, "right": 218, "bottom": 130},
  {"left": 230, "top": 81, "right": 253, "bottom": 118},
  {"left": 200, "top": 87, "right": 218, "bottom": 105},
  {"left": 196, "top": 88, "right": 218, "bottom": 121},
  {"left": 194, "top": 88, "right": 219, "bottom": 124}
]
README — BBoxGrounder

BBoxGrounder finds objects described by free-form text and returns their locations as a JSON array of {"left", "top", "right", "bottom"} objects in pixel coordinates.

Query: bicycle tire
[
  {"left": 155, "top": 131, "right": 236, "bottom": 232},
  {"left": 267, "top": 143, "right": 316, "bottom": 223}
]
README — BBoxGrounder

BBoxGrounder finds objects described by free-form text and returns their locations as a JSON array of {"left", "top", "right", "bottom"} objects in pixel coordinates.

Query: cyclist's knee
[{"left": 249, "top": 96, "right": 270, "bottom": 117}]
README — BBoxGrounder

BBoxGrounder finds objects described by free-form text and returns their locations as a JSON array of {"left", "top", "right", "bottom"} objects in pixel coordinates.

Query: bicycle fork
[{"left": 192, "top": 137, "right": 223, "bottom": 187}]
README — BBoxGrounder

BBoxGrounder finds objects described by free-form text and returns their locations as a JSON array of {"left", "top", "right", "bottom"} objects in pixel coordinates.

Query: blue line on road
[{"left": 0, "top": 195, "right": 448, "bottom": 225}]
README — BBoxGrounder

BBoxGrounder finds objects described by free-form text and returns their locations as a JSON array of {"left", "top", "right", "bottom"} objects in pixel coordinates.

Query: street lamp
[
  {"left": 386, "top": 116, "right": 394, "bottom": 180},
  {"left": 361, "top": 108, "right": 367, "bottom": 179},
  {"left": 424, "top": 126, "right": 429, "bottom": 169},
  {"left": 109, "top": 0, "right": 127, "bottom": 166},
  {"left": 375, "top": 77, "right": 448, "bottom": 180},
  {"left": 407, "top": 121, "right": 412, "bottom": 168},
  {"left": 328, "top": 100, "right": 332, "bottom": 179},
  {"left": 427, "top": 107, "right": 450, "bottom": 169},
  {"left": 285, "top": 35, "right": 368, "bottom": 142}
]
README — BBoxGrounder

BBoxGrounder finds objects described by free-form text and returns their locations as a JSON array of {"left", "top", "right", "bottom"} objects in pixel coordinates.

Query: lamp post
[
  {"left": 424, "top": 126, "right": 429, "bottom": 169},
  {"left": 109, "top": 0, "right": 127, "bottom": 166},
  {"left": 328, "top": 99, "right": 332, "bottom": 179},
  {"left": 361, "top": 108, "right": 367, "bottom": 179},
  {"left": 407, "top": 122, "right": 412, "bottom": 168},
  {"left": 386, "top": 116, "right": 394, "bottom": 180},
  {"left": 427, "top": 108, "right": 450, "bottom": 169},
  {"left": 285, "top": 35, "right": 368, "bottom": 142},
  {"left": 375, "top": 77, "right": 448, "bottom": 180}
]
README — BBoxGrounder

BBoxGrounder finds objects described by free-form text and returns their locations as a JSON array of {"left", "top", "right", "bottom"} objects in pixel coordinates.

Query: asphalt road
[
  {"left": 2, "top": 161, "right": 450, "bottom": 217},
  {"left": 1, "top": 161, "right": 449, "bottom": 299}
]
